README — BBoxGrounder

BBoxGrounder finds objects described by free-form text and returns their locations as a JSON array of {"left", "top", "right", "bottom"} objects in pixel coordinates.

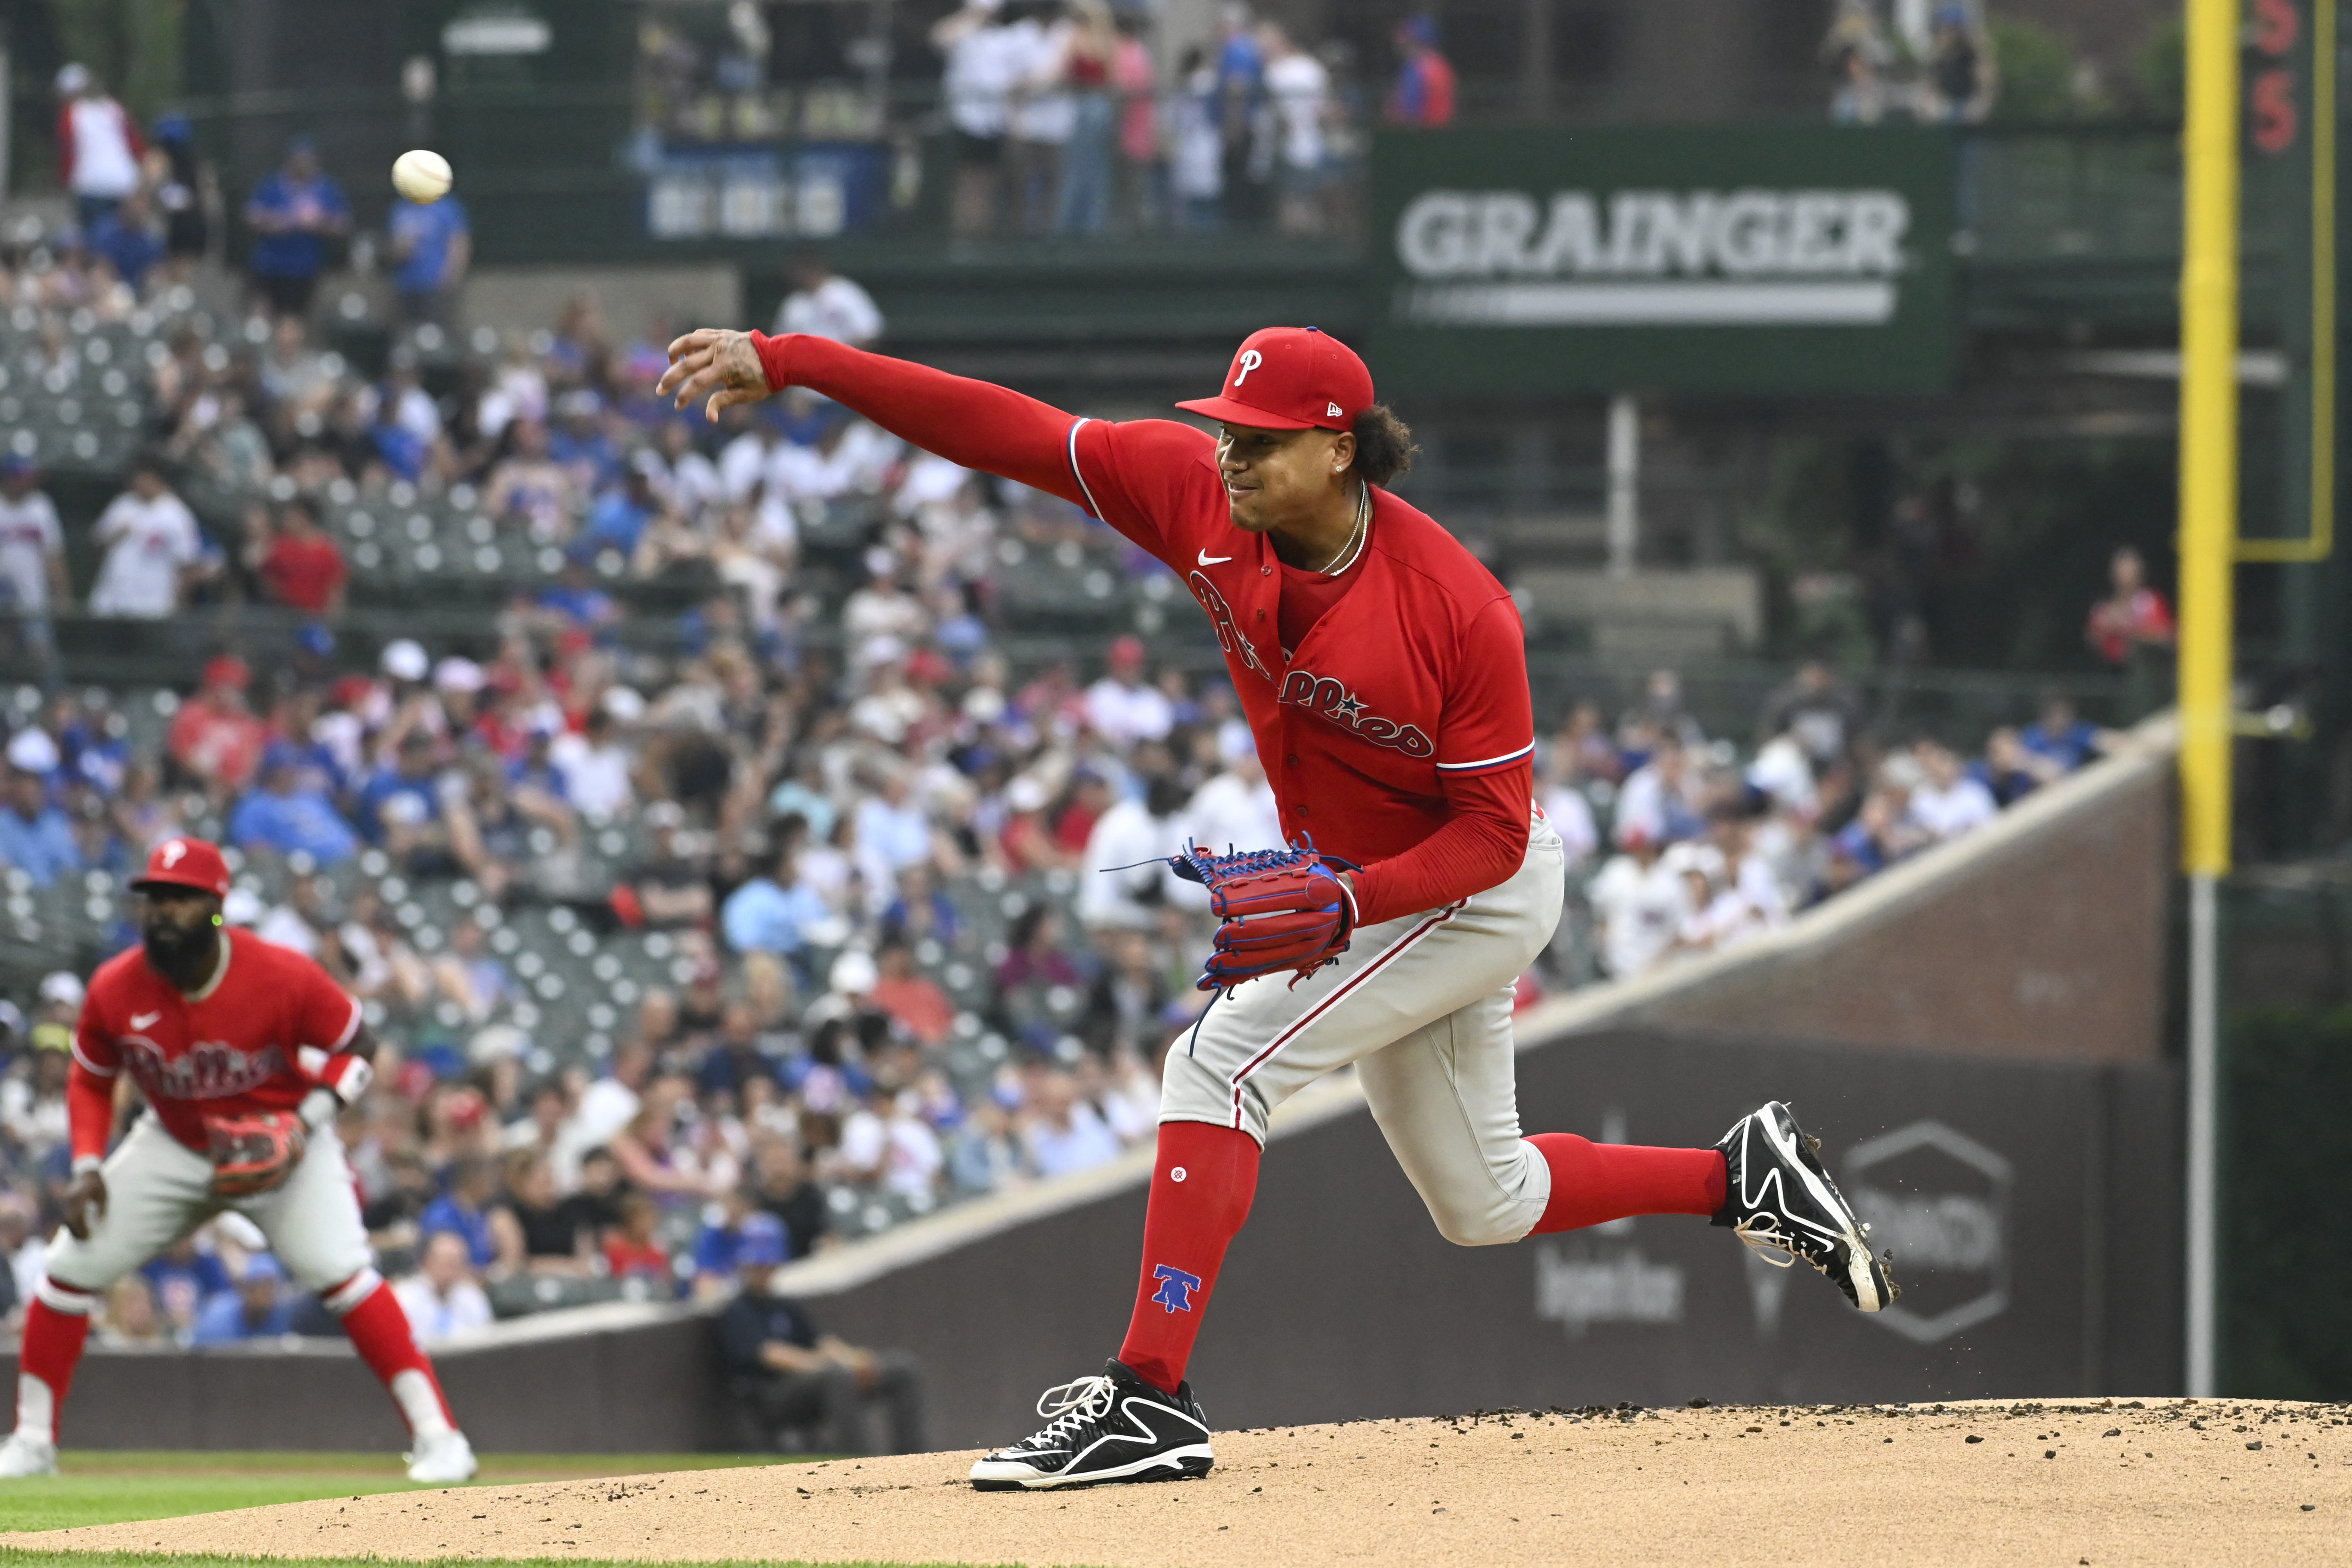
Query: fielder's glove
[
  {"left": 203, "top": 1110, "right": 308, "bottom": 1199},
  {"left": 1171, "top": 838, "right": 1359, "bottom": 992}
]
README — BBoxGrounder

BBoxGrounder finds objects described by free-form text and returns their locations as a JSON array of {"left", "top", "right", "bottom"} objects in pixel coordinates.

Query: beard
[{"left": 141, "top": 919, "right": 212, "bottom": 976}]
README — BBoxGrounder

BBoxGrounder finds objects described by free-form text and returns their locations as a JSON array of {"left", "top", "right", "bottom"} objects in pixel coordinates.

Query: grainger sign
[{"left": 1368, "top": 126, "right": 1957, "bottom": 394}]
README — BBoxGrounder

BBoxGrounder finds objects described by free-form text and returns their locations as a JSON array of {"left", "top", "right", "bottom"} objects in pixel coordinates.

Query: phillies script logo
[
  {"left": 1280, "top": 668, "right": 1434, "bottom": 757},
  {"left": 1186, "top": 571, "right": 1273, "bottom": 681},
  {"left": 119, "top": 1037, "right": 289, "bottom": 1100}
]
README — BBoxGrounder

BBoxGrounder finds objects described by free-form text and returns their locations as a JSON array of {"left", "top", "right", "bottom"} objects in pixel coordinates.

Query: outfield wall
[{"left": 8, "top": 730, "right": 2183, "bottom": 1452}]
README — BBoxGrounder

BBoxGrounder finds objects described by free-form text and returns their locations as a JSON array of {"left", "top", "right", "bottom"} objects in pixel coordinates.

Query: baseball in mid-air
[{"left": 391, "top": 149, "right": 453, "bottom": 203}]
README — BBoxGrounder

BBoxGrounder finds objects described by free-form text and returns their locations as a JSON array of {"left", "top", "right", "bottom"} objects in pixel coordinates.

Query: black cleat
[
  {"left": 968, "top": 1359, "right": 1214, "bottom": 1491},
  {"left": 1714, "top": 1101, "right": 1898, "bottom": 1312}
]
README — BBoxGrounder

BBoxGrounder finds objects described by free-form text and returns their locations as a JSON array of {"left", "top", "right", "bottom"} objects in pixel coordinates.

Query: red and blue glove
[{"left": 1171, "top": 838, "right": 1359, "bottom": 992}]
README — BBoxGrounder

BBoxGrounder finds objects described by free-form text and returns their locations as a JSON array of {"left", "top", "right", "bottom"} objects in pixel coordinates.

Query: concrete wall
[
  {"left": 7, "top": 1306, "right": 736, "bottom": 1455},
  {"left": 781, "top": 1028, "right": 2180, "bottom": 1449},
  {"left": 459, "top": 265, "right": 746, "bottom": 340}
]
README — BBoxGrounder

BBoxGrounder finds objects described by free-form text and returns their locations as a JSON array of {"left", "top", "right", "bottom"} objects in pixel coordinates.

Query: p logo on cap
[
  {"left": 1177, "top": 326, "right": 1375, "bottom": 433},
  {"left": 131, "top": 837, "right": 232, "bottom": 897}
]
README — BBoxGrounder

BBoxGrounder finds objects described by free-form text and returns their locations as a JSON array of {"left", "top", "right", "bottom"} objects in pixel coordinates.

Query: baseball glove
[
  {"left": 203, "top": 1110, "right": 307, "bottom": 1199},
  {"left": 1171, "top": 838, "right": 1359, "bottom": 992}
]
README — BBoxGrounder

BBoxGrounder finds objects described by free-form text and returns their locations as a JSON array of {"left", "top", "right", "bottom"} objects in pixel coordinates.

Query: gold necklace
[{"left": 1317, "top": 484, "right": 1370, "bottom": 576}]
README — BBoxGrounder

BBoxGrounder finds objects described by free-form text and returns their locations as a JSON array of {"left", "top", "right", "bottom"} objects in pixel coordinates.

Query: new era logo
[{"left": 1327, "top": 402, "right": 1343, "bottom": 418}]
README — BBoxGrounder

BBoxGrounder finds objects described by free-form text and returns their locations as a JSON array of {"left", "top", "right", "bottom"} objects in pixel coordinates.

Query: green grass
[
  {"left": 0, "top": 1452, "right": 801, "bottom": 1535},
  {"left": 0, "top": 1453, "right": 1010, "bottom": 1568}
]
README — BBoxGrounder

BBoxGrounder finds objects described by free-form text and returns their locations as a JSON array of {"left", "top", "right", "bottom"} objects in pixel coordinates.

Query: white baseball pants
[
  {"left": 1161, "top": 815, "right": 1567, "bottom": 1247},
  {"left": 43, "top": 1113, "right": 374, "bottom": 1299}
]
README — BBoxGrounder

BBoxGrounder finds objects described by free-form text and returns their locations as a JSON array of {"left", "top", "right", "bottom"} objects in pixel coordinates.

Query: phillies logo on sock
[{"left": 1150, "top": 1264, "right": 1203, "bottom": 1313}]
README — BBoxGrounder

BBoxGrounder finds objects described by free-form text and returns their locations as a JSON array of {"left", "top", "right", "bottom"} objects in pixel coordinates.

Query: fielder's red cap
[
  {"left": 1175, "top": 326, "right": 1374, "bottom": 433},
  {"left": 130, "top": 837, "right": 231, "bottom": 897}
]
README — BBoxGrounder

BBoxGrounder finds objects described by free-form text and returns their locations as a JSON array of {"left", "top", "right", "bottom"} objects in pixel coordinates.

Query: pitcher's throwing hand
[{"left": 658, "top": 328, "right": 770, "bottom": 421}]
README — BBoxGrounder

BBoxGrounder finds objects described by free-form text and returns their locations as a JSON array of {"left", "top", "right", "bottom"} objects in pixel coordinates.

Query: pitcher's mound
[{"left": 11, "top": 1399, "right": 2348, "bottom": 1568}]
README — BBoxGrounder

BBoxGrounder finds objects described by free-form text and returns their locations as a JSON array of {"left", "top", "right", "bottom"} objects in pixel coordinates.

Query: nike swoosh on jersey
[
  {"left": 129, "top": 1012, "right": 161, "bottom": 1030},
  {"left": 1197, "top": 549, "right": 1233, "bottom": 566}
]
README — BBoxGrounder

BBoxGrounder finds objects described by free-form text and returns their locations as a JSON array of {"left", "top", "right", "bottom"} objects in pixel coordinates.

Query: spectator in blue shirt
[
  {"left": 143, "top": 1235, "right": 233, "bottom": 1339},
  {"left": 86, "top": 189, "right": 164, "bottom": 289},
  {"left": 388, "top": 191, "right": 470, "bottom": 325},
  {"left": 583, "top": 467, "right": 660, "bottom": 556},
  {"left": 2020, "top": 693, "right": 2102, "bottom": 773},
  {"left": 548, "top": 390, "right": 623, "bottom": 494},
  {"left": 355, "top": 730, "right": 443, "bottom": 846},
  {"left": 722, "top": 846, "right": 835, "bottom": 958},
  {"left": 0, "top": 761, "right": 81, "bottom": 887},
  {"left": 190, "top": 1254, "right": 299, "bottom": 1344},
  {"left": 419, "top": 1157, "right": 502, "bottom": 1271},
  {"left": 534, "top": 552, "right": 621, "bottom": 637},
  {"left": 507, "top": 723, "right": 570, "bottom": 804},
  {"left": 699, "top": 1002, "right": 783, "bottom": 1099},
  {"left": 228, "top": 745, "right": 361, "bottom": 864},
  {"left": 369, "top": 402, "right": 431, "bottom": 484},
  {"left": 692, "top": 1189, "right": 789, "bottom": 1296},
  {"left": 243, "top": 136, "right": 351, "bottom": 318}
]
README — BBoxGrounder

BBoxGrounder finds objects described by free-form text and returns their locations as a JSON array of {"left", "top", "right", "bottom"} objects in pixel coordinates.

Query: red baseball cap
[
  {"left": 1175, "top": 326, "right": 1375, "bottom": 433},
  {"left": 130, "top": 837, "right": 232, "bottom": 898}
]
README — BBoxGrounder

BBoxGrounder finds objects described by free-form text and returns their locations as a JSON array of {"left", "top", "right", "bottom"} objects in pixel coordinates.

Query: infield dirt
[{"left": 9, "top": 1399, "right": 2349, "bottom": 1568}]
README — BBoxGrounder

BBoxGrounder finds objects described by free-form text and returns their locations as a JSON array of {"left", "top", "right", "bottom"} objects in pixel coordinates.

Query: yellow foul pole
[
  {"left": 2177, "top": 0, "right": 2239, "bottom": 1399},
  {"left": 2179, "top": 0, "right": 2238, "bottom": 856}
]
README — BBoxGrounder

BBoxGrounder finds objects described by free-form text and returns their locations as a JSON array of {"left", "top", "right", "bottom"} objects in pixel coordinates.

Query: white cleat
[
  {"left": 405, "top": 1428, "right": 478, "bottom": 1484},
  {"left": 0, "top": 1432, "right": 58, "bottom": 1478}
]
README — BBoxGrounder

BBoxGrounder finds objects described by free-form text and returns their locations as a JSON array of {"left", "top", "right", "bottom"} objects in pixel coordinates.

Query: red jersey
[
  {"left": 1068, "top": 419, "right": 1533, "bottom": 864},
  {"left": 74, "top": 928, "right": 360, "bottom": 1154},
  {"left": 260, "top": 533, "right": 347, "bottom": 613},
  {"left": 166, "top": 699, "right": 267, "bottom": 790},
  {"left": 752, "top": 333, "right": 1538, "bottom": 923}
]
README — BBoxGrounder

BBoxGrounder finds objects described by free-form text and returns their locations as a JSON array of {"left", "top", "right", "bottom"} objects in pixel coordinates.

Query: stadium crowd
[
  {"left": 0, "top": 198, "right": 2120, "bottom": 1356},
  {"left": 925, "top": 0, "right": 1416, "bottom": 238}
]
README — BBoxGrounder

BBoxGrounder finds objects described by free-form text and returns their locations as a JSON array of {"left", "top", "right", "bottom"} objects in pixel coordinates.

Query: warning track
[{"left": 8, "top": 1399, "right": 2348, "bottom": 1568}]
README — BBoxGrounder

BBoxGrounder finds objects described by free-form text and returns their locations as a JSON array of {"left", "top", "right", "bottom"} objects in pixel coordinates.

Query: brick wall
[{"left": 1527, "top": 740, "right": 2177, "bottom": 1063}]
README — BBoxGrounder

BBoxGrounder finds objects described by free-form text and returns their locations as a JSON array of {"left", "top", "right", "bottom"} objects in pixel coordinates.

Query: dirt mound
[{"left": 11, "top": 1399, "right": 2348, "bottom": 1567}]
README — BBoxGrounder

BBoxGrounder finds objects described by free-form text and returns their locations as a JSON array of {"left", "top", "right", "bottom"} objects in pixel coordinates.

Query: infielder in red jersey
[
  {"left": 0, "top": 838, "right": 477, "bottom": 1483},
  {"left": 659, "top": 323, "right": 1897, "bottom": 1490}
]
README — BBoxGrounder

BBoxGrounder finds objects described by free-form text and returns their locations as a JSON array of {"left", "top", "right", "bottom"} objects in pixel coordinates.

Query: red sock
[
  {"left": 15, "top": 1291, "right": 95, "bottom": 1441},
  {"left": 1527, "top": 1134, "right": 1727, "bottom": 1234},
  {"left": 329, "top": 1272, "right": 456, "bottom": 1436},
  {"left": 1116, "top": 1120, "right": 1259, "bottom": 1395}
]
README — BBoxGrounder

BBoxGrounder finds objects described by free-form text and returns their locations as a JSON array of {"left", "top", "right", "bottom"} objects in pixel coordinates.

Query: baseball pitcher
[{"left": 660, "top": 323, "right": 1897, "bottom": 1491}]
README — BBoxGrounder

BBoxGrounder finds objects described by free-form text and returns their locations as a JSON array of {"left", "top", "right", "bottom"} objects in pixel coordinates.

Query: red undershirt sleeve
[
  {"left": 67, "top": 1061, "right": 115, "bottom": 1165},
  {"left": 1347, "top": 760, "right": 1534, "bottom": 925},
  {"left": 750, "top": 333, "right": 1087, "bottom": 507}
]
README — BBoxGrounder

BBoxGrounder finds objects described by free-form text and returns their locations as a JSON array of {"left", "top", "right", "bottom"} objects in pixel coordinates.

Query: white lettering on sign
[
  {"left": 1396, "top": 187, "right": 1911, "bottom": 326},
  {"left": 1533, "top": 1240, "right": 1685, "bottom": 1337}
]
